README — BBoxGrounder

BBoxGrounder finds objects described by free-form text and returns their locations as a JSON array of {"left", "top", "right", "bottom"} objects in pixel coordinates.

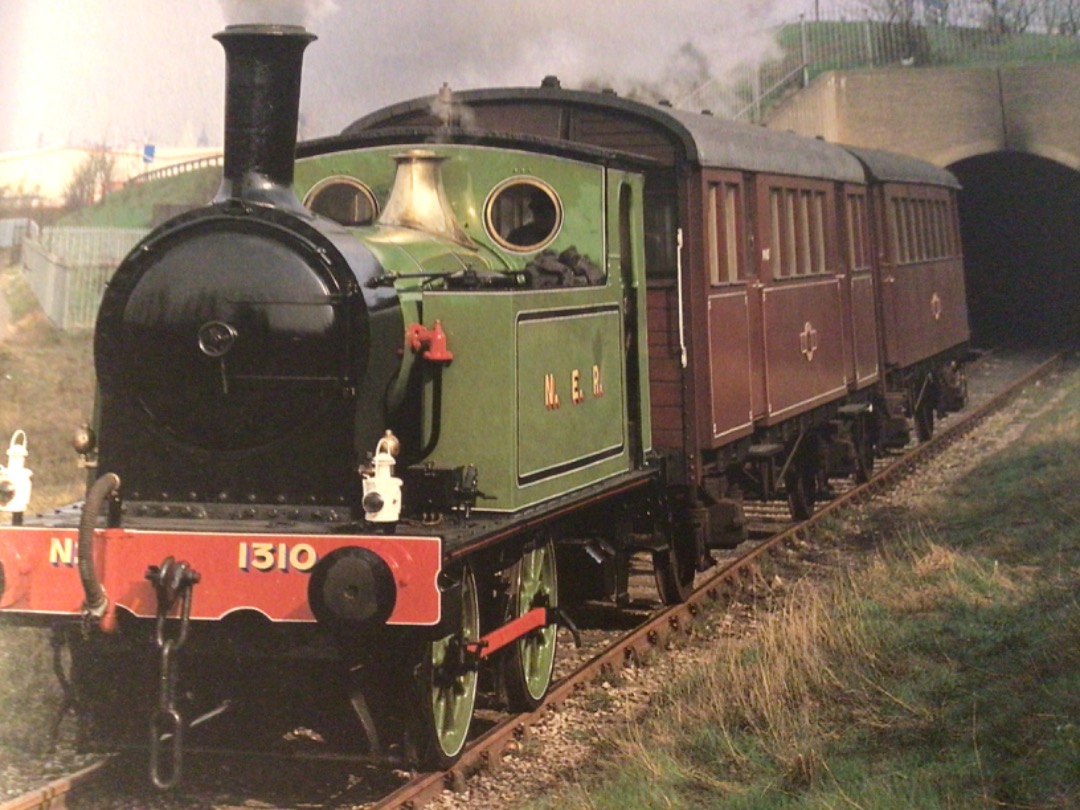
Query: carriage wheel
[
  {"left": 653, "top": 531, "right": 696, "bottom": 605},
  {"left": 502, "top": 539, "right": 559, "bottom": 711},
  {"left": 411, "top": 564, "right": 480, "bottom": 769},
  {"left": 915, "top": 400, "right": 935, "bottom": 442},
  {"left": 853, "top": 415, "right": 876, "bottom": 484},
  {"left": 785, "top": 463, "right": 816, "bottom": 521}
]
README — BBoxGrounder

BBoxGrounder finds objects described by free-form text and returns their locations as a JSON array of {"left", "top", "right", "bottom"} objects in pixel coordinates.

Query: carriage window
[
  {"left": 944, "top": 200, "right": 957, "bottom": 256},
  {"left": 770, "top": 185, "right": 830, "bottom": 278},
  {"left": 644, "top": 194, "right": 677, "bottom": 277},
  {"left": 943, "top": 200, "right": 956, "bottom": 257},
  {"left": 784, "top": 190, "right": 798, "bottom": 277},
  {"left": 770, "top": 189, "right": 783, "bottom": 277},
  {"left": 892, "top": 199, "right": 907, "bottom": 264},
  {"left": 929, "top": 200, "right": 942, "bottom": 259},
  {"left": 708, "top": 186, "right": 720, "bottom": 284},
  {"left": 303, "top": 177, "right": 379, "bottom": 226},
  {"left": 939, "top": 201, "right": 950, "bottom": 257},
  {"left": 846, "top": 193, "right": 870, "bottom": 271},
  {"left": 916, "top": 200, "right": 929, "bottom": 261},
  {"left": 707, "top": 181, "right": 744, "bottom": 285},
  {"left": 485, "top": 178, "right": 562, "bottom": 252},
  {"left": 905, "top": 200, "right": 918, "bottom": 262},
  {"left": 797, "top": 191, "right": 812, "bottom": 275},
  {"left": 725, "top": 184, "right": 743, "bottom": 281}
]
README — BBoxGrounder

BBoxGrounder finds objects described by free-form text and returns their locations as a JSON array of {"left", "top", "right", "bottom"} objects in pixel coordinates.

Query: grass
[
  {"left": 58, "top": 165, "right": 220, "bottom": 228},
  {"left": 0, "top": 264, "right": 95, "bottom": 510},
  {"left": 0, "top": 264, "right": 97, "bottom": 756},
  {"left": 524, "top": 360, "right": 1080, "bottom": 809}
]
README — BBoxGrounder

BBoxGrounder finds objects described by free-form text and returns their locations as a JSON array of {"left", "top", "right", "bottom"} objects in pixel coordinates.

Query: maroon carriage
[{"left": 345, "top": 84, "right": 969, "bottom": 592}]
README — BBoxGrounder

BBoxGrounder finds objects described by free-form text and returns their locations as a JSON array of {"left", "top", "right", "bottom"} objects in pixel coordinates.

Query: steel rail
[
  {"left": 371, "top": 351, "right": 1064, "bottom": 810},
  {"left": 0, "top": 757, "right": 112, "bottom": 810},
  {"left": 2, "top": 353, "right": 1061, "bottom": 810}
]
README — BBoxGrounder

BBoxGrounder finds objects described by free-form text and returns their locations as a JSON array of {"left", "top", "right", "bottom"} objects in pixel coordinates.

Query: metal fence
[
  {"left": 126, "top": 153, "right": 223, "bottom": 187},
  {"left": 21, "top": 227, "right": 147, "bottom": 330},
  {"left": 681, "top": 0, "right": 1080, "bottom": 121},
  {"left": 0, "top": 218, "right": 37, "bottom": 250}
]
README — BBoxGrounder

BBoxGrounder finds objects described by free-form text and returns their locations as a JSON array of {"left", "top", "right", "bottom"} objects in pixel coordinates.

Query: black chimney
[{"left": 212, "top": 24, "right": 316, "bottom": 208}]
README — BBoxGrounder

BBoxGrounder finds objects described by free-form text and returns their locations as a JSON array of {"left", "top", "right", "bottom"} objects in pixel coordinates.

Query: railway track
[{"left": 0, "top": 350, "right": 1062, "bottom": 810}]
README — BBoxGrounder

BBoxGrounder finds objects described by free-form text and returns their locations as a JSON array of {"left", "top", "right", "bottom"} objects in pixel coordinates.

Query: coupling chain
[{"left": 145, "top": 556, "right": 201, "bottom": 790}]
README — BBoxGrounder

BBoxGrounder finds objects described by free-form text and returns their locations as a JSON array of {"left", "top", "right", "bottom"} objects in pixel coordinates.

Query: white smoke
[
  {"left": 302, "top": 0, "right": 795, "bottom": 131},
  {"left": 219, "top": 0, "right": 338, "bottom": 27},
  {"left": 1, "top": 0, "right": 808, "bottom": 151}
]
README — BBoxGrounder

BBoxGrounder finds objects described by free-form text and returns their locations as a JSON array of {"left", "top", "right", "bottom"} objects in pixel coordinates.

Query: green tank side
[
  {"left": 419, "top": 285, "right": 628, "bottom": 511},
  {"left": 298, "top": 143, "right": 650, "bottom": 512},
  {"left": 407, "top": 156, "right": 637, "bottom": 511}
]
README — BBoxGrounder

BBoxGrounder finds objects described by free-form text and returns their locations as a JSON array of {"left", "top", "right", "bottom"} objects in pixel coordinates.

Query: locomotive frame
[{"left": 0, "top": 24, "right": 969, "bottom": 783}]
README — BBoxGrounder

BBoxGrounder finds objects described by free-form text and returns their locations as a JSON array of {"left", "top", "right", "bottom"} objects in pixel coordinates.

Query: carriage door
[
  {"left": 705, "top": 174, "right": 755, "bottom": 444},
  {"left": 845, "top": 188, "right": 880, "bottom": 386}
]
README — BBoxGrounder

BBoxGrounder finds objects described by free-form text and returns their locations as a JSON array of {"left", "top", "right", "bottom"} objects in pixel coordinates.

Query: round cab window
[
  {"left": 304, "top": 177, "right": 379, "bottom": 226},
  {"left": 486, "top": 179, "right": 562, "bottom": 252}
]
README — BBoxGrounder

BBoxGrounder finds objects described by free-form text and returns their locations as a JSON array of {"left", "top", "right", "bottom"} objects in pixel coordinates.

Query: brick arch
[
  {"left": 933, "top": 141, "right": 1080, "bottom": 173},
  {"left": 767, "top": 64, "right": 1080, "bottom": 173}
]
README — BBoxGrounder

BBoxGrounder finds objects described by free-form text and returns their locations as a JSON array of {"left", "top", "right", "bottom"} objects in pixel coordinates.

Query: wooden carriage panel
[
  {"left": 570, "top": 111, "right": 679, "bottom": 163},
  {"left": 646, "top": 281, "right": 685, "bottom": 449},
  {"left": 760, "top": 278, "right": 848, "bottom": 423},
  {"left": 931, "top": 258, "right": 971, "bottom": 350},
  {"left": 878, "top": 185, "right": 970, "bottom": 367},
  {"left": 706, "top": 290, "right": 755, "bottom": 442}
]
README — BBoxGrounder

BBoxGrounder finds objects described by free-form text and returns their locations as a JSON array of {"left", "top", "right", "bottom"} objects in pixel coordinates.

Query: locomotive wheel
[
  {"left": 502, "top": 539, "right": 559, "bottom": 711},
  {"left": 411, "top": 564, "right": 480, "bottom": 769},
  {"left": 653, "top": 532, "right": 696, "bottom": 604}
]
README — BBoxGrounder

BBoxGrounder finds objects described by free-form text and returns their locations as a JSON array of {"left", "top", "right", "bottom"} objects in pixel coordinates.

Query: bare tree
[
  {"left": 925, "top": 0, "right": 953, "bottom": 25},
  {"left": 64, "top": 148, "right": 116, "bottom": 209},
  {"left": 862, "top": 0, "right": 918, "bottom": 23},
  {"left": 1042, "top": 0, "right": 1080, "bottom": 33},
  {"left": 981, "top": 0, "right": 1040, "bottom": 33}
]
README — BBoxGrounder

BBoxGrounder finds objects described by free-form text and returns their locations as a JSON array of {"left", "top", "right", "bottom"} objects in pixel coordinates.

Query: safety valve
[
  {"left": 361, "top": 431, "right": 402, "bottom": 524},
  {"left": 0, "top": 431, "right": 33, "bottom": 516}
]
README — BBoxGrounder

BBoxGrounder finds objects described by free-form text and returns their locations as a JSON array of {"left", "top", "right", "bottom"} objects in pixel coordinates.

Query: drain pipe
[{"left": 79, "top": 472, "right": 120, "bottom": 630}]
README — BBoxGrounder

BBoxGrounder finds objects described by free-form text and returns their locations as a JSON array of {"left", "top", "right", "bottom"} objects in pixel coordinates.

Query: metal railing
[
  {"left": 21, "top": 227, "right": 147, "bottom": 330},
  {"left": 677, "top": 0, "right": 1080, "bottom": 122},
  {"left": 126, "top": 154, "right": 223, "bottom": 187}
]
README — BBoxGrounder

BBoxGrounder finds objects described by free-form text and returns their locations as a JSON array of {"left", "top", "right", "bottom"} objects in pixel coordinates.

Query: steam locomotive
[{"left": 0, "top": 24, "right": 968, "bottom": 784}]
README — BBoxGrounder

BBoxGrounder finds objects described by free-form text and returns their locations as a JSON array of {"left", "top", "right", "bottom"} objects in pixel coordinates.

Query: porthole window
[
  {"left": 485, "top": 178, "right": 562, "bottom": 252},
  {"left": 303, "top": 177, "right": 379, "bottom": 226}
]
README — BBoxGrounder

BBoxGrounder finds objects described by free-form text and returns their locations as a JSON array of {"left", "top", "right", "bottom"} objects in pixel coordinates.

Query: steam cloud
[
  {"left": 219, "top": 0, "right": 339, "bottom": 28},
  {"left": 1, "top": 0, "right": 801, "bottom": 151}
]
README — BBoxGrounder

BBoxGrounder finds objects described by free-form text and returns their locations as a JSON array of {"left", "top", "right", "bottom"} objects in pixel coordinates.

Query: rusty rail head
[
  {"left": 371, "top": 352, "right": 1063, "bottom": 810},
  {"left": 0, "top": 757, "right": 112, "bottom": 810},
  {"left": 8, "top": 354, "right": 1060, "bottom": 810}
]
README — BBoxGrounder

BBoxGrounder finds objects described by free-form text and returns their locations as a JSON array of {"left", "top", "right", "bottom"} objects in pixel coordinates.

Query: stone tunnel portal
[{"left": 951, "top": 152, "right": 1080, "bottom": 348}]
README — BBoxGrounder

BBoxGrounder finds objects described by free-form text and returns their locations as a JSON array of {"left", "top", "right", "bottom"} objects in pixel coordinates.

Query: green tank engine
[{"left": 295, "top": 141, "right": 652, "bottom": 518}]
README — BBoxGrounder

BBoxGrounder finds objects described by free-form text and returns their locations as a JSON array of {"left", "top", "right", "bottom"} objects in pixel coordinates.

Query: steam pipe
[
  {"left": 78, "top": 472, "right": 120, "bottom": 626},
  {"left": 212, "top": 24, "right": 316, "bottom": 208}
]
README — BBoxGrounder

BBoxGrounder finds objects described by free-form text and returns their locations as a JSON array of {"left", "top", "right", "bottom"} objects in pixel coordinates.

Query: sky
[{"left": 0, "top": 0, "right": 812, "bottom": 153}]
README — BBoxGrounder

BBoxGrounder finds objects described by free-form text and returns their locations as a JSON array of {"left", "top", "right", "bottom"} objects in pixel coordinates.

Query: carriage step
[
  {"left": 838, "top": 402, "right": 872, "bottom": 417},
  {"left": 747, "top": 442, "right": 785, "bottom": 458}
]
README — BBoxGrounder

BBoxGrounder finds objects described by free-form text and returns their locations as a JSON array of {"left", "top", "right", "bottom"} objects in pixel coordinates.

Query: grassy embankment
[
  {"left": 526, "top": 362, "right": 1080, "bottom": 809},
  {"left": 0, "top": 263, "right": 95, "bottom": 755},
  {"left": 0, "top": 263, "right": 95, "bottom": 509}
]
